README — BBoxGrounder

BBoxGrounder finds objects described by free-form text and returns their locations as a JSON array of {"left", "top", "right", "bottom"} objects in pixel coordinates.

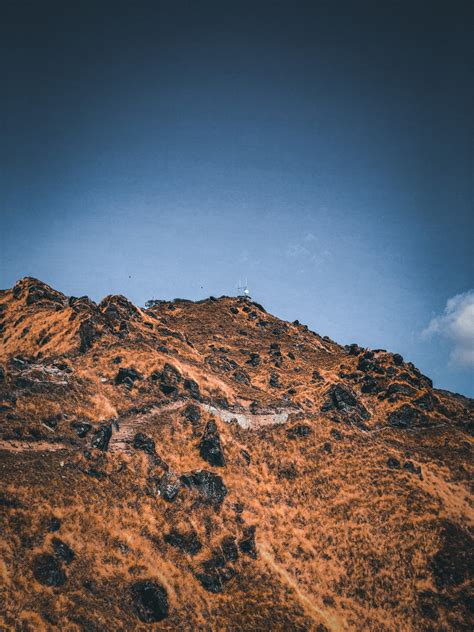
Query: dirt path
[{"left": 0, "top": 400, "right": 299, "bottom": 454}]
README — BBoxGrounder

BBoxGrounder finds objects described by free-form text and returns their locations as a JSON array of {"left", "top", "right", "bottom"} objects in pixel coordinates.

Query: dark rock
[
  {"left": 160, "top": 363, "right": 181, "bottom": 396},
  {"left": 249, "top": 401, "right": 259, "bottom": 414},
  {"left": 32, "top": 553, "right": 66, "bottom": 586},
  {"left": 347, "top": 343, "right": 362, "bottom": 356},
  {"left": 269, "top": 372, "right": 280, "bottom": 388},
  {"left": 286, "top": 424, "right": 311, "bottom": 439},
  {"left": 361, "top": 377, "right": 382, "bottom": 394},
  {"left": 85, "top": 468, "right": 106, "bottom": 479},
  {"left": 430, "top": 522, "right": 473, "bottom": 590},
  {"left": 414, "top": 391, "right": 437, "bottom": 411},
  {"left": 164, "top": 528, "right": 202, "bottom": 555},
  {"left": 52, "top": 538, "right": 75, "bottom": 564},
  {"left": 112, "top": 356, "right": 122, "bottom": 364},
  {"left": 182, "top": 404, "right": 201, "bottom": 425},
  {"left": 240, "top": 449, "right": 251, "bottom": 465},
  {"left": 195, "top": 554, "right": 235, "bottom": 593},
  {"left": 239, "top": 526, "right": 257, "bottom": 559},
  {"left": 388, "top": 405, "right": 428, "bottom": 429},
  {"left": 322, "top": 385, "right": 369, "bottom": 420},
  {"left": 183, "top": 378, "right": 200, "bottom": 399},
  {"left": 133, "top": 432, "right": 155, "bottom": 455},
  {"left": 0, "top": 366, "right": 4, "bottom": 382},
  {"left": 130, "top": 580, "right": 169, "bottom": 623},
  {"left": 403, "top": 461, "right": 423, "bottom": 479},
  {"left": 330, "top": 429, "right": 343, "bottom": 440},
  {"left": 198, "top": 420, "right": 225, "bottom": 467},
  {"left": 323, "top": 442, "right": 332, "bottom": 453},
  {"left": 115, "top": 367, "right": 142, "bottom": 386},
  {"left": 246, "top": 353, "right": 260, "bottom": 366},
  {"left": 15, "top": 376, "right": 34, "bottom": 388},
  {"left": 71, "top": 421, "right": 92, "bottom": 438},
  {"left": 392, "top": 353, "right": 404, "bottom": 366},
  {"left": 278, "top": 463, "right": 297, "bottom": 480},
  {"left": 43, "top": 415, "right": 60, "bottom": 430},
  {"left": 311, "top": 369, "right": 324, "bottom": 382},
  {"left": 47, "top": 517, "right": 61, "bottom": 532},
  {"left": 384, "top": 383, "right": 417, "bottom": 399},
  {"left": 90, "top": 424, "right": 112, "bottom": 451},
  {"left": 230, "top": 306, "right": 239, "bottom": 314},
  {"left": 357, "top": 357, "right": 385, "bottom": 374},
  {"left": 233, "top": 369, "right": 250, "bottom": 385},
  {"left": 221, "top": 536, "right": 239, "bottom": 562},
  {"left": 387, "top": 457, "right": 401, "bottom": 469},
  {"left": 158, "top": 473, "right": 181, "bottom": 502},
  {"left": 180, "top": 470, "right": 228, "bottom": 509},
  {"left": 78, "top": 320, "right": 96, "bottom": 353}
]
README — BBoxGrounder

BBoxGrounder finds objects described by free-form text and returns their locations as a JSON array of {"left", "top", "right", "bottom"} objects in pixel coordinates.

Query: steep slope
[{"left": 0, "top": 277, "right": 472, "bottom": 631}]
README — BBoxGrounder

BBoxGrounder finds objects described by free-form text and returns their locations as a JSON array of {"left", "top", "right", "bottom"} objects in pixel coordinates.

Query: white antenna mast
[{"left": 237, "top": 278, "right": 251, "bottom": 299}]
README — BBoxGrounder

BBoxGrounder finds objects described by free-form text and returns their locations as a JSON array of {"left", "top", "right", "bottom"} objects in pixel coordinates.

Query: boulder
[
  {"left": 414, "top": 391, "right": 437, "bottom": 411},
  {"left": 246, "top": 353, "right": 260, "bottom": 367},
  {"left": 130, "top": 580, "right": 169, "bottom": 623},
  {"left": 286, "top": 424, "right": 312, "bottom": 439},
  {"left": 164, "top": 528, "right": 202, "bottom": 555},
  {"left": 32, "top": 553, "right": 66, "bottom": 587},
  {"left": 360, "top": 377, "right": 382, "bottom": 394},
  {"left": 133, "top": 432, "right": 155, "bottom": 455},
  {"left": 239, "top": 526, "right": 257, "bottom": 559},
  {"left": 160, "top": 363, "right": 181, "bottom": 396},
  {"left": 221, "top": 536, "right": 239, "bottom": 562},
  {"left": 388, "top": 405, "right": 428, "bottom": 429},
  {"left": 71, "top": 421, "right": 92, "bottom": 438},
  {"left": 322, "top": 385, "right": 369, "bottom": 420},
  {"left": 183, "top": 378, "right": 200, "bottom": 399},
  {"left": 198, "top": 420, "right": 226, "bottom": 467},
  {"left": 180, "top": 470, "right": 228, "bottom": 510},
  {"left": 195, "top": 553, "right": 235, "bottom": 593},
  {"left": 78, "top": 320, "right": 96, "bottom": 353},
  {"left": 90, "top": 424, "right": 112, "bottom": 451},
  {"left": 158, "top": 473, "right": 181, "bottom": 502},
  {"left": 347, "top": 344, "right": 362, "bottom": 356},
  {"left": 233, "top": 369, "right": 250, "bottom": 385},
  {"left": 403, "top": 461, "right": 423, "bottom": 479},
  {"left": 269, "top": 373, "right": 280, "bottom": 388},
  {"left": 52, "top": 538, "right": 75, "bottom": 564},
  {"left": 384, "top": 383, "right": 417, "bottom": 399},
  {"left": 387, "top": 457, "right": 401, "bottom": 469},
  {"left": 183, "top": 403, "right": 201, "bottom": 423},
  {"left": 115, "top": 367, "right": 142, "bottom": 386}
]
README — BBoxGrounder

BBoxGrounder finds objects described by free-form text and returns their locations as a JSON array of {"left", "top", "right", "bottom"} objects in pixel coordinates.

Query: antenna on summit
[{"left": 237, "top": 278, "right": 251, "bottom": 300}]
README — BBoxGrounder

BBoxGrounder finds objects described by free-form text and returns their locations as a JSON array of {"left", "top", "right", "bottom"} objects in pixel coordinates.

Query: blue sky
[{"left": 1, "top": 1, "right": 473, "bottom": 395}]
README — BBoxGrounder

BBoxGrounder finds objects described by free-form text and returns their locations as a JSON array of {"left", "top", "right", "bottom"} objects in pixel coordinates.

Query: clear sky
[{"left": 1, "top": 1, "right": 473, "bottom": 396}]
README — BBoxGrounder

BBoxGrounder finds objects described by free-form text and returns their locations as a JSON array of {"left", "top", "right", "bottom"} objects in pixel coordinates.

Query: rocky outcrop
[{"left": 198, "top": 420, "right": 226, "bottom": 467}]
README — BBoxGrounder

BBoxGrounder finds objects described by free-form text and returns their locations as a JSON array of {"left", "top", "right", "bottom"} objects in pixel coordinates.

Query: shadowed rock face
[
  {"left": 0, "top": 278, "right": 473, "bottom": 631},
  {"left": 130, "top": 580, "right": 169, "bottom": 622},
  {"left": 32, "top": 554, "right": 66, "bottom": 587},
  {"left": 198, "top": 420, "right": 226, "bottom": 466}
]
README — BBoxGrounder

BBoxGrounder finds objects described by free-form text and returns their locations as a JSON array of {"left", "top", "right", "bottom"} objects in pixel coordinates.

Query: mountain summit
[{"left": 1, "top": 277, "right": 472, "bottom": 631}]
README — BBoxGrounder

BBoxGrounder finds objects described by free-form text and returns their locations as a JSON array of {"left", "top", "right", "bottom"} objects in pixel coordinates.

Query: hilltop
[{"left": 0, "top": 277, "right": 472, "bottom": 631}]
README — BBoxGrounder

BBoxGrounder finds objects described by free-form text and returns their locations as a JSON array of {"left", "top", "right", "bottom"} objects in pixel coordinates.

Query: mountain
[{"left": 0, "top": 277, "right": 472, "bottom": 631}]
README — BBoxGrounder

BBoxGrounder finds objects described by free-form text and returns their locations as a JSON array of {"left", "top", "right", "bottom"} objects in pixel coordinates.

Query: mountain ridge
[{"left": 0, "top": 276, "right": 472, "bottom": 631}]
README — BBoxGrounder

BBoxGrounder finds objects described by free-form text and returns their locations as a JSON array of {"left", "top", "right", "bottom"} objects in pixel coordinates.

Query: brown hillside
[{"left": 0, "top": 277, "right": 472, "bottom": 631}]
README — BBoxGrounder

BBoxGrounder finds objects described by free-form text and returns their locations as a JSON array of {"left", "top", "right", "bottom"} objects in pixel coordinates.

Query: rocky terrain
[{"left": 0, "top": 277, "right": 472, "bottom": 631}]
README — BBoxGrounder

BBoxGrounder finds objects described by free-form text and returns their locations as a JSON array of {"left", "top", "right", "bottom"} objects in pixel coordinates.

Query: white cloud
[{"left": 423, "top": 290, "right": 474, "bottom": 367}]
